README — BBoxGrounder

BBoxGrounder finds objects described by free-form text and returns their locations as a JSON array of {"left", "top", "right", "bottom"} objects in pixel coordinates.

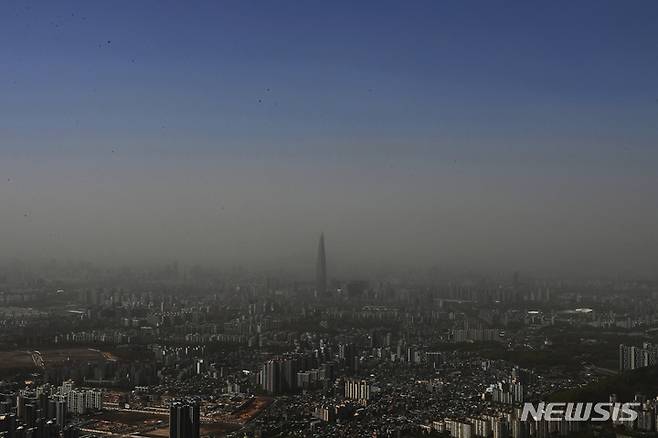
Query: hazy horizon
[{"left": 2, "top": 1, "right": 658, "bottom": 277}]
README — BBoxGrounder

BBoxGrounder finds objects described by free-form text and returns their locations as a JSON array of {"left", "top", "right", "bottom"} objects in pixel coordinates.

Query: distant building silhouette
[
  {"left": 316, "top": 233, "right": 327, "bottom": 295},
  {"left": 170, "top": 400, "right": 200, "bottom": 438}
]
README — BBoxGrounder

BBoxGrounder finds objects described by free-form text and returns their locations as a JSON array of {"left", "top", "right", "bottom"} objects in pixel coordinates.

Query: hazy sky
[{"left": 1, "top": 1, "right": 658, "bottom": 276}]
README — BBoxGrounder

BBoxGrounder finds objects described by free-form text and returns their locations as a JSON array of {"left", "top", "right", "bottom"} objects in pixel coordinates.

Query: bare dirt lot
[
  {"left": 89, "top": 410, "right": 168, "bottom": 424},
  {"left": 40, "top": 348, "right": 108, "bottom": 365},
  {"left": 232, "top": 396, "right": 274, "bottom": 424},
  {"left": 0, "top": 351, "right": 36, "bottom": 369},
  {"left": 88, "top": 410, "right": 241, "bottom": 438},
  {"left": 0, "top": 348, "right": 110, "bottom": 372}
]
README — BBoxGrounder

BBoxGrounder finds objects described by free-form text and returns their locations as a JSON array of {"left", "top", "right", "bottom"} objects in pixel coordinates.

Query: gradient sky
[{"left": 1, "top": 1, "right": 658, "bottom": 277}]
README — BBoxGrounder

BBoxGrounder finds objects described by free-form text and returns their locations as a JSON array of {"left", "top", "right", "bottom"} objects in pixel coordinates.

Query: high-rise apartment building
[{"left": 169, "top": 400, "right": 200, "bottom": 438}]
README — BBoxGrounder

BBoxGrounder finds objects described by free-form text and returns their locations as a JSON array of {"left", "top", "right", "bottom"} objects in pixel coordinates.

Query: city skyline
[{"left": 2, "top": 2, "right": 658, "bottom": 438}]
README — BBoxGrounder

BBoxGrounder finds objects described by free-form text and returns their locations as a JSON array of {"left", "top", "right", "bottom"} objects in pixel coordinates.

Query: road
[{"left": 29, "top": 350, "right": 45, "bottom": 369}]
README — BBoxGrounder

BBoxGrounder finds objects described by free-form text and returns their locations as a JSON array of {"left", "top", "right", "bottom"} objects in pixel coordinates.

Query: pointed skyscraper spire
[{"left": 316, "top": 233, "right": 327, "bottom": 295}]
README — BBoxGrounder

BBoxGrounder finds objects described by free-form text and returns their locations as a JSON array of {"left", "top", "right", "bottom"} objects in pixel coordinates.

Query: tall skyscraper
[
  {"left": 316, "top": 233, "right": 327, "bottom": 295},
  {"left": 169, "top": 401, "right": 200, "bottom": 438}
]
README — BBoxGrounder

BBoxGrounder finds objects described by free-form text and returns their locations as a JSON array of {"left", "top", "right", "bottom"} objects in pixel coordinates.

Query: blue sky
[
  {"left": 2, "top": 0, "right": 657, "bottom": 160},
  {"left": 1, "top": 1, "right": 658, "bottom": 275}
]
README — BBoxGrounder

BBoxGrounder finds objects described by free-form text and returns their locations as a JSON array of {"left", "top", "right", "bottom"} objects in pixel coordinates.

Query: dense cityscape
[
  {"left": 3, "top": 1, "right": 658, "bottom": 438},
  {"left": 1, "top": 235, "right": 658, "bottom": 437}
]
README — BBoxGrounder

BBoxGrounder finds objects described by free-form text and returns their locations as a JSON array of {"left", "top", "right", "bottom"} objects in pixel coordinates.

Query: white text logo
[{"left": 520, "top": 402, "right": 640, "bottom": 422}]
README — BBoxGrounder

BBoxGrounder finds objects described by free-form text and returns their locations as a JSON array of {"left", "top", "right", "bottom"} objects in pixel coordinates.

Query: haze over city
[
  {"left": 5, "top": 3, "right": 658, "bottom": 438},
  {"left": 2, "top": 1, "right": 658, "bottom": 277}
]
